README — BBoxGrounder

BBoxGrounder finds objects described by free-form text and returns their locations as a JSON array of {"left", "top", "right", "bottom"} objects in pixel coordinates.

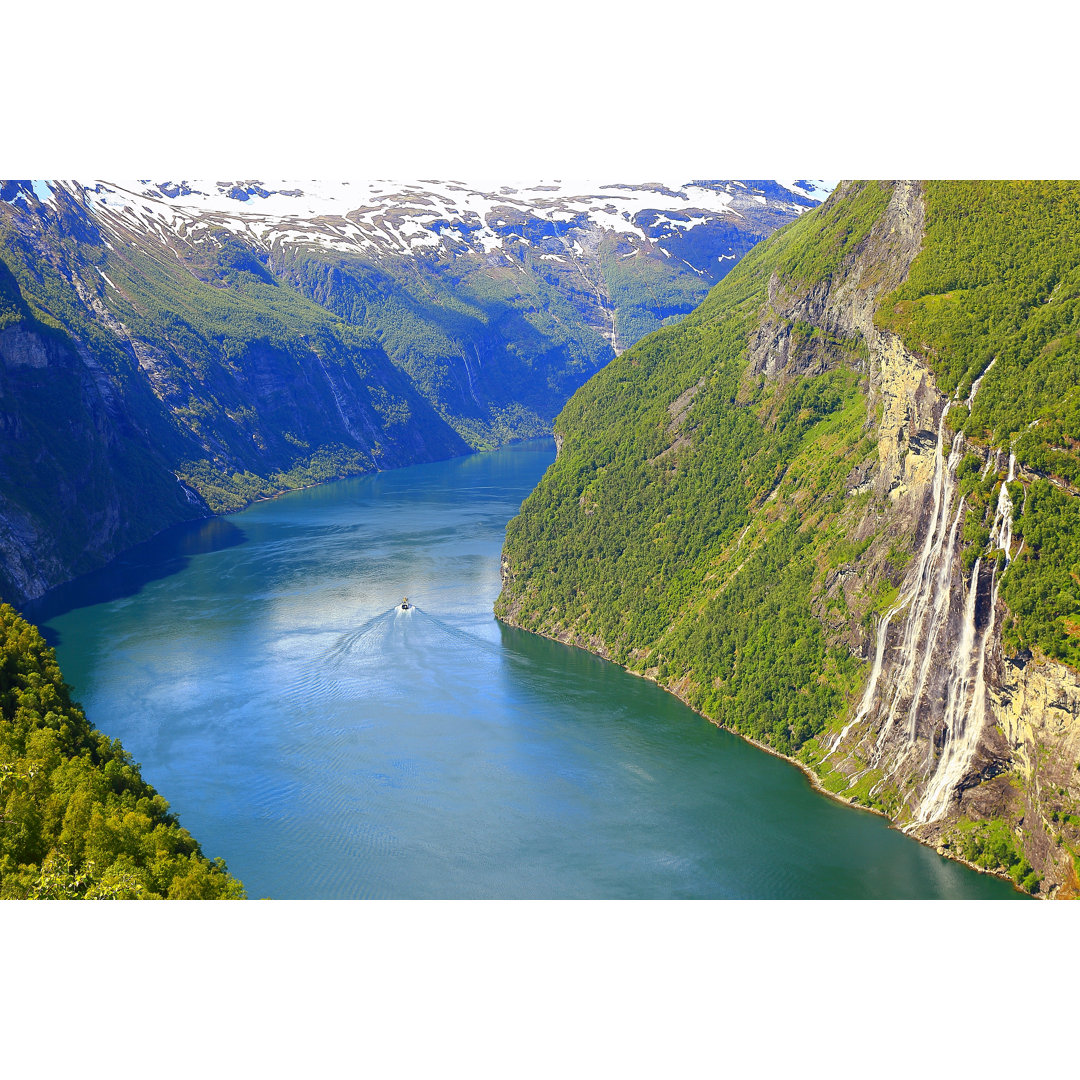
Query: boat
[{"left": 400, "top": 596, "right": 410, "bottom": 610}]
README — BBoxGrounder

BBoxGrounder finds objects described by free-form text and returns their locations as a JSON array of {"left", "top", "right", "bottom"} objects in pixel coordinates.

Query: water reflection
[
  {"left": 37, "top": 441, "right": 1024, "bottom": 899},
  {"left": 28, "top": 516, "right": 247, "bottom": 645}
]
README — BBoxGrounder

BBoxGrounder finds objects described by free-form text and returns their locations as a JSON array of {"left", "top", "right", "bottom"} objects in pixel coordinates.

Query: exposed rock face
[
  {"left": 749, "top": 180, "right": 936, "bottom": 486},
  {"left": 0, "top": 318, "right": 207, "bottom": 606},
  {"left": 780, "top": 182, "right": 1080, "bottom": 895},
  {"left": 0, "top": 325, "right": 51, "bottom": 368},
  {"left": 985, "top": 654, "right": 1080, "bottom": 891}
]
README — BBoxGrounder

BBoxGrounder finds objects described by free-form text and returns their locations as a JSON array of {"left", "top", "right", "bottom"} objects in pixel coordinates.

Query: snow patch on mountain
[
  {"left": 777, "top": 179, "right": 833, "bottom": 202},
  {"left": 33, "top": 178, "right": 833, "bottom": 266}
]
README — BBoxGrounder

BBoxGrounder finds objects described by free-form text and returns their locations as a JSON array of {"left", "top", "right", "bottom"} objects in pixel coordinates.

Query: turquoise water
[{"left": 32, "top": 440, "right": 1023, "bottom": 898}]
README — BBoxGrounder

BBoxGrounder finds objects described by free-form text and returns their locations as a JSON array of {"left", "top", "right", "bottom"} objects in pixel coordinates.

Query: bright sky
[{"left": 6, "top": 1, "right": 1074, "bottom": 178}]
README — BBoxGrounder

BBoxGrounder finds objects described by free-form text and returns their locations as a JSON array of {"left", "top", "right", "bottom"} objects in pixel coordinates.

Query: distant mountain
[{"left": 0, "top": 177, "right": 827, "bottom": 604}]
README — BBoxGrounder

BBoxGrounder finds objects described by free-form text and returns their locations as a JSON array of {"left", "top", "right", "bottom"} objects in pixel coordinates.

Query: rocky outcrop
[
  {"left": 984, "top": 654, "right": 1080, "bottom": 893},
  {"left": 0, "top": 318, "right": 207, "bottom": 607},
  {"left": 0, "top": 325, "right": 51, "bottom": 368},
  {"left": 783, "top": 182, "right": 1079, "bottom": 895}
]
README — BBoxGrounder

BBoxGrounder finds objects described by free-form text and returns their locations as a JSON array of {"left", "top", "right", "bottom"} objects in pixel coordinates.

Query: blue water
[{"left": 32, "top": 440, "right": 1023, "bottom": 898}]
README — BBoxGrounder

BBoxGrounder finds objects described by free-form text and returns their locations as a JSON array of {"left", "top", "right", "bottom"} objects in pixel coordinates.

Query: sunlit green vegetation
[
  {"left": 0, "top": 604, "right": 244, "bottom": 898},
  {"left": 947, "top": 817, "right": 1039, "bottom": 893},
  {"left": 497, "top": 186, "right": 889, "bottom": 754},
  {"left": 772, "top": 180, "right": 892, "bottom": 285},
  {"left": 1001, "top": 480, "right": 1080, "bottom": 664}
]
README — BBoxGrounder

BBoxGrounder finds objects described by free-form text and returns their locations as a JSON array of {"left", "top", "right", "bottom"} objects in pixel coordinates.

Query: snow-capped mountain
[
  {"left": 54, "top": 177, "right": 828, "bottom": 267},
  {"left": 0, "top": 177, "right": 830, "bottom": 604}
]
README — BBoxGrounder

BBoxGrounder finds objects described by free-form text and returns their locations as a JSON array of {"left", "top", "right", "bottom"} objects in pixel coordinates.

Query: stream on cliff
[{"left": 30, "top": 439, "right": 1023, "bottom": 898}]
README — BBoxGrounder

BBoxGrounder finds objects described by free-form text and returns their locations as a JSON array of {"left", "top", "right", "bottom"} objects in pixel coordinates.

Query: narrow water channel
[{"left": 31, "top": 440, "right": 1023, "bottom": 898}]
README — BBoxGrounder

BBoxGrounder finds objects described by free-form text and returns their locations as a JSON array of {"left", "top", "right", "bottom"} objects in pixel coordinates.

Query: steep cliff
[
  {"left": 497, "top": 181, "right": 1080, "bottom": 895},
  {"left": 0, "top": 178, "right": 818, "bottom": 606}
]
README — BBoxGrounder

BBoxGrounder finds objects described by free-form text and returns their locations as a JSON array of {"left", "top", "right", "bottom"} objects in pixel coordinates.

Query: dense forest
[
  {"left": 497, "top": 182, "right": 894, "bottom": 754},
  {"left": 497, "top": 181, "right": 1080, "bottom": 816},
  {"left": 0, "top": 604, "right": 244, "bottom": 898}
]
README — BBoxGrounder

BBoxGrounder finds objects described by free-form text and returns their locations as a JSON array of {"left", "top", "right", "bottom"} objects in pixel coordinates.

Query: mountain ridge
[{"left": 0, "top": 178, "right": 825, "bottom": 606}]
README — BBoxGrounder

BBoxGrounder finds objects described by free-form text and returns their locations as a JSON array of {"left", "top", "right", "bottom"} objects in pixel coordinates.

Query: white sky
[
  {"left": 7, "top": 1, "right": 1076, "bottom": 178},
  {"left": 5, "top": 0, "right": 1075, "bottom": 1070}
]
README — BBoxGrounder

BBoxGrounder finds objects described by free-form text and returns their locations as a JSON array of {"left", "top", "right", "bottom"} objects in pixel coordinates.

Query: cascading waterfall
[
  {"left": 965, "top": 356, "right": 995, "bottom": 408},
  {"left": 916, "top": 452, "right": 1016, "bottom": 821},
  {"left": 825, "top": 605, "right": 899, "bottom": 756},
  {"left": 917, "top": 561, "right": 995, "bottom": 820},
  {"left": 900, "top": 497, "right": 965, "bottom": 743},
  {"left": 459, "top": 349, "right": 481, "bottom": 406},
  {"left": 867, "top": 415, "right": 964, "bottom": 758},
  {"left": 832, "top": 372, "right": 1021, "bottom": 822},
  {"left": 991, "top": 453, "right": 1016, "bottom": 555}
]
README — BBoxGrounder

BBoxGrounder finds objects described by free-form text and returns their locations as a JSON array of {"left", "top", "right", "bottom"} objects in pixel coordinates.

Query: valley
[
  {"left": 0, "top": 177, "right": 821, "bottom": 606},
  {"left": 4, "top": 177, "right": 1079, "bottom": 898}
]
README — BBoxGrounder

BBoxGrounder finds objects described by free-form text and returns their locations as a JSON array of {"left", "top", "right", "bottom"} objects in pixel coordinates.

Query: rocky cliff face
[
  {"left": 0, "top": 313, "right": 205, "bottom": 605},
  {"left": 497, "top": 180, "right": 1080, "bottom": 895},
  {"left": 0, "top": 177, "right": 820, "bottom": 606}
]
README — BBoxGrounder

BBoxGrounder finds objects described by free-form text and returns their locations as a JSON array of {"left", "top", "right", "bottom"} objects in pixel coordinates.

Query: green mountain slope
[
  {"left": 498, "top": 182, "right": 894, "bottom": 746},
  {"left": 0, "top": 179, "right": 812, "bottom": 606},
  {"left": 0, "top": 603, "right": 243, "bottom": 898},
  {"left": 497, "top": 181, "right": 1080, "bottom": 896},
  {"left": 0, "top": 189, "right": 469, "bottom": 604}
]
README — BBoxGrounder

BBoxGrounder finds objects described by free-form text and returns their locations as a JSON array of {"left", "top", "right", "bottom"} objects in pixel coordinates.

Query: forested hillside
[
  {"left": 0, "top": 178, "right": 816, "bottom": 606},
  {"left": 0, "top": 604, "right": 244, "bottom": 898},
  {"left": 497, "top": 181, "right": 1080, "bottom": 895},
  {"left": 498, "top": 183, "right": 894, "bottom": 748}
]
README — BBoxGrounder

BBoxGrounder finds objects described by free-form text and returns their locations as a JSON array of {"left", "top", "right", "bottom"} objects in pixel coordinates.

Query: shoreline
[
  {"left": 21, "top": 436, "right": 563, "bottom": 616},
  {"left": 496, "top": 613, "right": 1031, "bottom": 899}
]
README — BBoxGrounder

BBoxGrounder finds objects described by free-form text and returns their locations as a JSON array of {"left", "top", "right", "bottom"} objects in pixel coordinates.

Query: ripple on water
[{"left": 40, "top": 442, "right": 1027, "bottom": 900}]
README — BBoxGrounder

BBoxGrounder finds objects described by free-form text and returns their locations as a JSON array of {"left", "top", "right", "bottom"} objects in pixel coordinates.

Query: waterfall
[
  {"left": 868, "top": 416, "right": 964, "bottom": 756},
  {"left": 965, "top": 356, "right": 996, "bottom": 409},
  {"left": 900, "top": 497, "right": 965, "bottom": 743},
  {"left": 918, "top": 562, "right": 998, "bottom": 821},
  {"left": 825, "top": 606, "right": 898, "bottom": 756},
  {"left": 989, "top": 452, "right": 1016, "bottom": 560},
  {"left": 829, "top": 390, "right": 1026, "bottom": 821},
  {"left": 916, "top": 451, "right": 1016, "bottom": 821},
  {"left": 919, "top": 558, "right": 982, "bottom": 800},
  {"left": 459, "top": 349, "right": 481, "bottom": 406}
]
